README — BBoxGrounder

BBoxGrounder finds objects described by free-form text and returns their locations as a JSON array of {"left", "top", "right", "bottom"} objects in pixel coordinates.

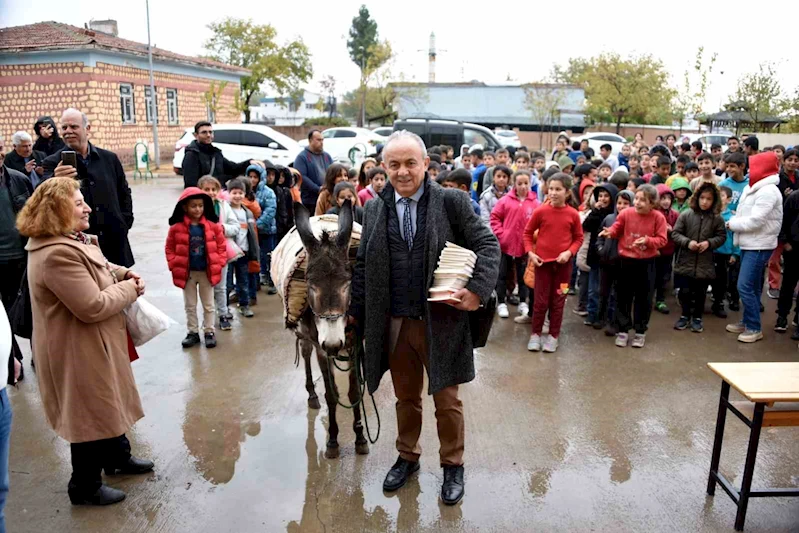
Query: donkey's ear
[
  {"left": 294, "top": 202, "right": 318, "bottom": 254},
  {"left": 336, "top": 199, "right": 353, "bottom": 249}
]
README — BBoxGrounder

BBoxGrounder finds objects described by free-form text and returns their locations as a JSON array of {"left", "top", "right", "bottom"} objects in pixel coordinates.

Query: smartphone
[{"left": 61, "top": 150, "right": 77, "bottom": 168}]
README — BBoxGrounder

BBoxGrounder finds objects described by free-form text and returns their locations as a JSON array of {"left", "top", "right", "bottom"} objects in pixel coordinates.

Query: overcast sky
[{"left": 2, "top": 0, "right": 797, "bottom": 114}]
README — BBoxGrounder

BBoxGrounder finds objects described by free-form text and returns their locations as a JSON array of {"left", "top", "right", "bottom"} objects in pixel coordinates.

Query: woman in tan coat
[{"left": 17, "top": 177, "right": 153, "bottom": 506}]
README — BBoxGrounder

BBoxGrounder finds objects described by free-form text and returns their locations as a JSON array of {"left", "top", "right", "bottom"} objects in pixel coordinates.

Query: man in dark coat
[
  {"left": 181, "top": 121, "right": 263, "bottom": 189},
  {"left": 5, "top": 131, "right": 45, "bottom": 188},
  {"left": 42, "top": 108, "right": 135, "bottom": 267},
  {"left": 349, "top": 130, "right": 500, "bottom": 506},
  {"left": 0, "top": 140, "right": 33, "bottom": 374},
  {"left": 294, "top": 129, "right": 333, "bottom": 213}
]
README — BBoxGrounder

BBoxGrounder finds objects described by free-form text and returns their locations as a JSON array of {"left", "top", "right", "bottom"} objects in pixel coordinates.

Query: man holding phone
[
  {"left": 41, "top": 108, "right": 135, "bottom": 267},
  {"left": 4, "top": 131, "right": 45, "bottom": 188}
]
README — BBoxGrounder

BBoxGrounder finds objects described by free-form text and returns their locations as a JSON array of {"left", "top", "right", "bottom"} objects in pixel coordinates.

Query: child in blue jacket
[
  {"left": 712, "top": 185, "right": 741, "bottom": 317},
  {"left": 247, "top": 164, "right": 277, "bottom": 294}
]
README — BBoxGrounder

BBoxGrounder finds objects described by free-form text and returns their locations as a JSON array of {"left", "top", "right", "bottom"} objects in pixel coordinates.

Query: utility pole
[
  {"left": 359, "top": 46, "right": 366, "bottom": 127},
  {"left": 146, "top": 0, "right": 160, "bottom": 167}
]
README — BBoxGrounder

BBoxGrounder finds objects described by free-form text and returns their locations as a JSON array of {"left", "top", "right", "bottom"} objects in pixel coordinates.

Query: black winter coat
[
  {"left": 780, "top": 189, "right": 799, "bottom": 246},
  {"left": 4, "top": 149, "right": 45, "bottom": 178},
  {"left": 583, "top": 183, "right": 618, "bottom": 267},
  {"left": 672, "top": 209, "right": 726, "bottom": 280},
  {"left": 181, "top": 140, "right": 250, "bottom": 189},
  {"left": 42, "top": 144, "right": 135, "bottom": 267},
  {"left": 32, "top": 117, "right": 66, "bottom": 157}
]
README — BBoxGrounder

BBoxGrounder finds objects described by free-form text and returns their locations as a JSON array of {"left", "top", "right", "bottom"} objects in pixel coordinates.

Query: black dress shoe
[
  {"left": 104, "top": 456, "right": 154, "bottom": 476},
  {"left": 69, "top": 484, "right": 126, "bottom": 506},
  {"left": 204, "top": 332, "right": 217, "bottom": 348},
  {"left": 441, "top": 465, "right": 465, "bottom": 505},
  {"left": 383, "top": 457, "right": 419, "bottom": 492}
]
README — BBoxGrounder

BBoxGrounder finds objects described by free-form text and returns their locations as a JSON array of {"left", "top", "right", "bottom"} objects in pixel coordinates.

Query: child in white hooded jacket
[{"left": 725, "top": 151, "right": 784, "bottom": 343}]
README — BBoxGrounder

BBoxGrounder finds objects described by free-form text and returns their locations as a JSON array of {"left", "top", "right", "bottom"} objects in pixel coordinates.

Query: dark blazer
[
  {"left": 4, "top": 149, "right": 45, "bottom": 177},
  {"left": 350, "top": 176, "right": 500, "bottom": 395},
  {"left": 42, "top": 144, "right": 135, "bottom": 267}
]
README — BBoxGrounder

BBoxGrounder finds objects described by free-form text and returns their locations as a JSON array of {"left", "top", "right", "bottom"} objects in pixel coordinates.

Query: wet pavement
[{"left": 6, "top": 178, "right": 799, "bottom": 532}]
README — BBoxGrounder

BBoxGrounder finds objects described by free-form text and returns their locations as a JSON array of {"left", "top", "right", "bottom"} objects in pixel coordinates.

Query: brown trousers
[{"left": 388, "top": 318, "right": 464, "bottom": 466}]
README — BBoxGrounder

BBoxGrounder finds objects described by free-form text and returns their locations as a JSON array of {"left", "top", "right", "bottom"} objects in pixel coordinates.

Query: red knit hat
[{"left": 748, "top": 151, "right": 779, "bottom": 187}]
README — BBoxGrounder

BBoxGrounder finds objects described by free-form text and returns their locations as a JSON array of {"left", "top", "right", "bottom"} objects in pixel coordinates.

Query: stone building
[{"left": 0, "top": 21, "right": 248, "bottom": 165}]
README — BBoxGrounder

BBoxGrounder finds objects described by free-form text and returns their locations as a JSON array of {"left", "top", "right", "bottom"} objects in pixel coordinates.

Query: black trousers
[
  {"left": 712, "top": 253, "right": 740, "bottom": 307},
  {"left": 616, "top": 258, "right": 656, "bottom": 334},
  {"left": 70, "top": 434, "right": 131, "bottom": 493},
  {"left": 0, "top": 258, "right": 26, "bottom": 363},
  {"left": 677, "top": 275, "right": 710, "bottom": 319},
  {"left": 654, "top": 253, "right": 673, "bottom": 302},
  {"left": 598, "top": 264, "right": 619, "bottom": 324},
  {"left": 777, "top": 246, "right": 799, "bottom": 321},
  {"left": 496, "top": 254, "right": 528, "bottom": 304}
]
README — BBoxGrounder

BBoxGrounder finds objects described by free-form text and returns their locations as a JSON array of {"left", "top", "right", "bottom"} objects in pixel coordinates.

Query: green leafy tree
[
  {"left": 204, "top": 18, "right": 312, "bottom": 123},
  {"left": 726, "top": 62, "right": 784, "bottom": 133},
  {"left": 347, "top": 6, "right": 390, "bottom": 126},
  {"left": 203, "top": 81, "right": 228, "bottom": 123},
  {"left": 554, "top": 52, "right": 675, "bottom": 133}
]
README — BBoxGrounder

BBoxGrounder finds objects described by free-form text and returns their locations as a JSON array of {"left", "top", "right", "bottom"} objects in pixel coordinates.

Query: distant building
[
  {"left": 0, "top": 21, "right": 248, "bottom": 165},
  {"left": 250, "top": 90, "right": 333, "bottom": 126},
  {"left": 393, "top": 82, "right": 586, "bottom": 133}
]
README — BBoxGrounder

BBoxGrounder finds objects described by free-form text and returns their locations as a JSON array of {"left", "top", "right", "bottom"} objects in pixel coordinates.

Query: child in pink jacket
[{"left": 490, "top": 170, "right": 540, "bottom": 319}]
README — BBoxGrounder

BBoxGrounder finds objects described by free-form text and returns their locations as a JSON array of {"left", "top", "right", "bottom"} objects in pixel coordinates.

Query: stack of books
[{"left": 428, "top": 242, "right": 477, "bottom": 303}]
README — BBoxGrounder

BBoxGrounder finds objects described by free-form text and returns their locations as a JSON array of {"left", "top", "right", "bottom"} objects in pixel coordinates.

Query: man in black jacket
[
  {"left": 0, "top": 140, "right": 33, "bottom": 375},
  {"left": 4, "top": 131, "right": 45, "bottom": 188},
  {"left": 181, "top": 121, "right": 263, "bottom": 189},
  {"left": 42, "top": 108, "right": 136, "bottom": 267}
]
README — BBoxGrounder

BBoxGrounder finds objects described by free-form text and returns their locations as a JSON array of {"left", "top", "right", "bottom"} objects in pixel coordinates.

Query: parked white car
[
  {"left": 571, "top": 132, "right": 626, "bottom": 155},
  {"left": 172, "top": 123, "right": 302, "bottom": 174},
  {"left": 372, "top": 126, "right": 393, "bottom": 138},
  {"left": 299, "top": 127, "right": 383, "bottom": 163},
  {"left": 495, "top": 129, "right": 521, "bottom": 148},
  {"left": 683, "top": 132, "right": 731, "bottom": 152}
]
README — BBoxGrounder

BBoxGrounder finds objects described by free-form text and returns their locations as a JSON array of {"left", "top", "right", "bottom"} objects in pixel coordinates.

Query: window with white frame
[
  {"left": 119, "top": 84, "right": 135, "bottom": 124},
  {"left": 144, "top": 87, "right": 159, "bottom": 124},
  {"left": 166, "top": 89, "right": 178, "bottom": 124}
]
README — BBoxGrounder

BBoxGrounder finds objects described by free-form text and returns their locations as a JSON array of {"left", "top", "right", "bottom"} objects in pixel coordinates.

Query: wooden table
[{"left": 706, "top": 362, "right": 799, "bottom": 531}]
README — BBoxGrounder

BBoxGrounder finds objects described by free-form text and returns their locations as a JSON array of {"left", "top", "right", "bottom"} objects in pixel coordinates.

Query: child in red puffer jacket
[
  {"left": 490, "top": 170, "right": 540, "bottom": 320},
  {"left": 166, "top": 187, "right": 226, "bottom": 349}
]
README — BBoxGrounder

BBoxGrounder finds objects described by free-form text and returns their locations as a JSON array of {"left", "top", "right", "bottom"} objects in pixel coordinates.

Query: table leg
[
  {"left": 707, "top": 380, "right": 730, "bottom": 495},
  {"left": 734, "top": 402, "right": 765, "bottom": 531}
]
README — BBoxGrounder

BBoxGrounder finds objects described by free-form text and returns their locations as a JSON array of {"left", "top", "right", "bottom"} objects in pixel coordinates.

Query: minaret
[{"left": 428, "top": 32, "right": 436, "bottom": 83}]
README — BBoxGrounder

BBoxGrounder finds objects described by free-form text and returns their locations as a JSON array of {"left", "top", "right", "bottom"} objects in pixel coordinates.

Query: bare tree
[{"left": 523, "top": 84, "right": 566, "bottom": 150}]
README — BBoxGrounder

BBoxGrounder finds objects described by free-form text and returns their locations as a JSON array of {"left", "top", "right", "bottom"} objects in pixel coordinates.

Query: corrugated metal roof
[{"left": 394, "top": 84, "right": 585, "bottom": 128}]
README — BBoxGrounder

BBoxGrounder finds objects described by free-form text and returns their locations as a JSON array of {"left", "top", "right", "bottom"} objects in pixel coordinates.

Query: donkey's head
[{"left": 294, "top": 200, "right": 354, "bottom": 355}]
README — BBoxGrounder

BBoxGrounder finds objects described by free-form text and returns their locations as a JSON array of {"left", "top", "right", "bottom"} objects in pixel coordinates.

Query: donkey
[{"left": 293, "top": 200, "right": 369, "bottom": 459}]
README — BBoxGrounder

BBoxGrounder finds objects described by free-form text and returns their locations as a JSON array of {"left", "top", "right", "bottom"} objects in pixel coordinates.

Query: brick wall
[{"left": 0, "top": 60, "right": 240, "bottom": 167}]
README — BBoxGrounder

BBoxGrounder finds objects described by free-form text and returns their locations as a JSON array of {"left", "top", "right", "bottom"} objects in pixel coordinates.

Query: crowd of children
[
  {"left": 438, "top": 133, "right": 796, "bottom": 353},
  {"left": 165, "top": 131, "right": 799, "bottom": 355}
]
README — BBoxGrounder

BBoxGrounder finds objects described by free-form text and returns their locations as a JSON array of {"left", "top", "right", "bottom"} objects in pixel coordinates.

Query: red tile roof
[{"left": 0, "top": 21, "right": 249, "bottom": 75}]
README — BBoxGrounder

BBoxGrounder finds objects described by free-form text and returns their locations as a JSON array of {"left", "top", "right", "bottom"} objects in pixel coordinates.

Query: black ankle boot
[
  {"left": 383, "top": 456, "right": 419, "bottom": 492},
  {"left": 104, "top": 456, "right": 154, "bottom": 476},
  {"left": 68, "top": 484, "right": 126, "bottom": 506}
]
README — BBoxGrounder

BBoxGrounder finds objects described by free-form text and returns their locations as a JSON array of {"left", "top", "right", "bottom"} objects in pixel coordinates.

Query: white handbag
[{"left": 124, "top": 297, "right": 173, "bottom": 347}]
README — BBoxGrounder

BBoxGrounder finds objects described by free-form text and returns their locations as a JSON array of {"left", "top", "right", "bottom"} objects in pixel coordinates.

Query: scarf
[{"left": 65, "top": 231, "right": 94, "bottom": 245}]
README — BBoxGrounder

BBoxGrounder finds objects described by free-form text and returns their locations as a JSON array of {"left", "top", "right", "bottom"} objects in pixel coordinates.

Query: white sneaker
[
  {"left": 498, "top": 303, "right": 509, "bottom": 318},
  {"left": 514, "top": 314, "right": 532, "bottom": 324},
  {"left": 518, "top": 302, "right": 529, "bottom": 316},
  {"left": 542, "top": 335, "right": 558, "bottom": 353},
  {"left": 527, "top": 334, "right": 542, "bottom": 351}
]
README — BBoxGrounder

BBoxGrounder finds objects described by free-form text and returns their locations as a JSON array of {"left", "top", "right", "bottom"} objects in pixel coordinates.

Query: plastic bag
[{"left": 124, "top": 298, "right": 173, "bottom": 347}]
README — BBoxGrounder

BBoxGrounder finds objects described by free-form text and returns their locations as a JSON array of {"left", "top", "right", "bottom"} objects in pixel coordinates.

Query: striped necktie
[{"left": 400, "top": 197, "right": 413, "bottom": 250}]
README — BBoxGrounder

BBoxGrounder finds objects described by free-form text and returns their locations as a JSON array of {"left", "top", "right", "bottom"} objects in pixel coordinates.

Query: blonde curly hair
[{"left": 17, "top": 177, "right": 81, "bottom": 238}]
